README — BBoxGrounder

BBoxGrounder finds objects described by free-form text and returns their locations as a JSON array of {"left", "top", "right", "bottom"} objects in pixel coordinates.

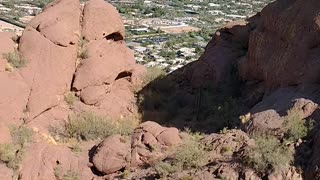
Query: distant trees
[
  {"left": 33, "top": 0, "right": 53, "bottom": 8},
  {"left": 159, "top": 50, "right": 176, "bottom": 60}
]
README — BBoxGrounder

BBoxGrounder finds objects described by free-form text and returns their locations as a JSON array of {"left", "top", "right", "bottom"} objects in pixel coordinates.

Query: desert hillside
[{"left": 0, "top": 0, "right": 320, "bottom": 179}]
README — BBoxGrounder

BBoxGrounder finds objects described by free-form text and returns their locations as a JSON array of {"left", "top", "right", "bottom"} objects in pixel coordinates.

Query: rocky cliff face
[
  {"left": 138, "top": 0, "right": 320, "bottom": 179},
  {"left": 0, "top": 0, "right": 144, "bottom": 129},
  {"left": 1, "top": 0, "right": 320, "bottom": 179}
]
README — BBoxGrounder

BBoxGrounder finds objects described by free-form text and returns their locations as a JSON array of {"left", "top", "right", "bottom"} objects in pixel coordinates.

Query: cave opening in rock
[{"left": 105, "top": 32, "right": 124, "bottom": 41}]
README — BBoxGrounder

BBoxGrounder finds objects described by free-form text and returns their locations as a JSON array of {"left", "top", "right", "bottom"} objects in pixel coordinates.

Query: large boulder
[
  {"left": 73, "top": 40, "right": 135, "bottom": 90},
  {"left": 27, "top": 0, "right": 81, "bottom": 46},
  {"left": 82, "top": 0, "right": 125, "bottom": 41},
  {"left": 19, "top": 142, "right": 94, "bottom": 180},
  {"left": 0, "top": 72, "right": 30, "bottom": 125},
  {"left": 243, "top": 87, "right": 319, "bottom": 135},
  {"left": 92, "top": 135, "right": 131, "bottom": 175},
  {"left": 242, "top": 0, "right": 320, "bottom": 89},
  {"left": 18, "top": 0, "right": 80, "bottom": 121},
  {"left": 188, "top": 21, "right": 250, "bottom": 89},
  {"left": 202, "top": 129, "right": 251, "bottom": 160},
  {"left": 19, "top": 27, "right": 78, "bottom": 121},
  {"left": 131, "top": 121, "right": 182, "bottom": 167}
]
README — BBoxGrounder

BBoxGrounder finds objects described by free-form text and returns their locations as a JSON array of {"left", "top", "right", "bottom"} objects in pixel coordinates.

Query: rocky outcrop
[
  {"left": 203, "top": 129, "right": 251, "bottom": 160},
  {"left": 243, "top": 0, "right": 320, "bottom": 89},
  {"left": 0, "top": 163, "right": 13, "bottom": 180},
  {"left": 243, "top": 87, "right": 319, "bottom": 135},
  {"left": 91, "top": 121, "right": 181, "bottom": 175},
  {"left": 0, "top": 73, "right": 30, "bottom": 125},
  {"left": 187, "top": 20, "right": 250, "bottom": 89},
  {"left": 92, "top": 135, "right": 131, "bottom": 175},
  {"left": 0, "top": 123, "right": 12, "bottom": 144},
  {"left": 131, "top": 121, "right": 182, "bottom": 166},
  {"left": 82, "top": 0, "right": 125, "bottom": 41},
  {"left": 19, "top": 142, "right": 95, "bottom": 180},
  {"left": 0, "top": 0, "right": 144, "bottom": 128}
]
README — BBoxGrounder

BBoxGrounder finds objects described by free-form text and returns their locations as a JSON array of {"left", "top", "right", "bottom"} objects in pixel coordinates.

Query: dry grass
[
  {"left": 244, "top": 135, "right": 293, "bottom": 174},
  {"left": 50, "top": 112, "right": 139, "bottom": 142},
  {"left": 0, "top": 126, "right": 33, "bottom": 170},
  {"left": 64, "top": 92, "right": 77, "bottom": 106},
  {"left": 3, "top": 49, "right": 26, "bottom": 69}
]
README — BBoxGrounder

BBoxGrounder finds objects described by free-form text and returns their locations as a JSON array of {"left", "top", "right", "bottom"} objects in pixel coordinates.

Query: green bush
[
  {"left": 0, "top": 144, "right": 20, "bottom": 170},
  {"left": 50, "top": 112, "right": 137, "bottom": 141},
  {"left": 3, "top": 49, "right": 27, "bottom": 68},
  {"left": 283, "top": 108, "right": 311, "bottom": 142},
  {"left": 78, "top": 38, "right": 88, "bottom": 59},
  {"left": 244, "top": 135, "right": 293, "bottom": 174},
  {"left": 10, "top": 126, "right": 33, "bottom": 147},
  {"left": 64, "top": 92, "right": 77, "bottom": 106},
  {"left": 154, "top": 161, "right": 178, "bottom": 177},
  {"left": 0, "top": 126, "right": 33, "bottom": 170},
  {"left": 154, "top": 131, "right": 208, "bottom": 177},
  {"left": 173, "top": 134, "right": 208, "bottom": 169}
]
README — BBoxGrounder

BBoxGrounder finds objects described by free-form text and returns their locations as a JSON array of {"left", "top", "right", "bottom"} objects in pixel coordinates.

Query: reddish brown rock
[
  {"left": 139, "top": 121, "right": 167, "bottom": 138},
  {"left": 131, "top": 121, "right": 181, "bottom": 167},
  {"left": 0, "top": 72, "right": 29, "bottom": 125},
  {"left": 80, "top": 85, "right": 109, "bottom": 105},
  {"left": 28, "top": 0, "right": 81, "bottom": 46},
  {"left": 268, "top": 167, "right": 302, "bottom": 180},
  {"left": 243, "top": 0, "right": 320, "bottom": 89},
  {"left": 96, "top": 78, "right": 137, "bottom": 119},
  {"left": 243, "top": 87, "right": 319, "bottom": 135},
  {"left": 19, "top": 142, "right": 94, "bottom": 180},
  {"left": 0, "top": 163, "right": 13, "bottom": 180},
  {"left": 188, "top": 20, "right": 250, "bottom": 89},
  {"left": 26, "top": 105, "right": 72, "bottom": 134},
  {"left": 73, "top": 40, "right": 135, "bottom": 90},
  {"left": 82, "top": 0, "right": 125, "bottom": 41},
  {"left": 203, "top": 130, "right": 251, "bottom": 160},
  {"left": 19, "top": 27, "right": 77, "bottom": 120},
  {"left": 92, "top": 135, "right": 131, "bottom": 175},
  {"left": 157, "top": 128, "right": 182, "bottom": 146},
  {"left": 0, "top": 123, "right": 12, "bottom": 144}
]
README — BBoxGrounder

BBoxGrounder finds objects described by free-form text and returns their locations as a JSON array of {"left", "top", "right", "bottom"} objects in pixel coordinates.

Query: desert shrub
[
  {"left": 3, "top": 49, "right": 26, "bottom": 68},
  {"left": 63, "top": 170, "right": 80, "bottom": 180},
  {"left": 77, "top": 38, "right": 88, "bottom": 59},
  {"left": 143, "top": 66, "right": 166, "bottom": 85},
  {"left": 50, "top": 112, "right": 138, "bottom": 141},
  {"left": 244, "top": 135, "right": 293, "bottom": 174},
  {"left": 0, "top": 144, "right": 20, "bottom": 170},
  {"left": 154, "top": 130, "right": 208, "bottom": 177},
  {"left": 154, "top": 161, "right": 179, "bottom": 176},
  {"left": 10, "top": 126, "right": 33, "bottom": 147},
  {"left": 54, "top": 166, "right": 79, "bottom": 180},
  {"left": 0, "top": 126, "right": 33, "bottom": 170},
  {"left": 69, "top": 143, "right": 82, "bottom": 154},
  {"left": 283, "top": 108, "right": 312, "bottom": 142},
  {"left": 64, "top": 92, "right": 77, "bottom": 105},
  {"left": 173, "top": 134, "right": 208, "bottom": 169}
]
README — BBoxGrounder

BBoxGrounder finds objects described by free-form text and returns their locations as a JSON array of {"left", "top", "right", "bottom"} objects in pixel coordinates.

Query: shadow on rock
[{"left": 137, "top": 61, "right": 248, "bottom": 134}]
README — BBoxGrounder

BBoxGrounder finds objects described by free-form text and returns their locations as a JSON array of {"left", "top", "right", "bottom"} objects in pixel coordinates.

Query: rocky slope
[{"left": 0, "top": 0, "right": 320, "bottom": 179}]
